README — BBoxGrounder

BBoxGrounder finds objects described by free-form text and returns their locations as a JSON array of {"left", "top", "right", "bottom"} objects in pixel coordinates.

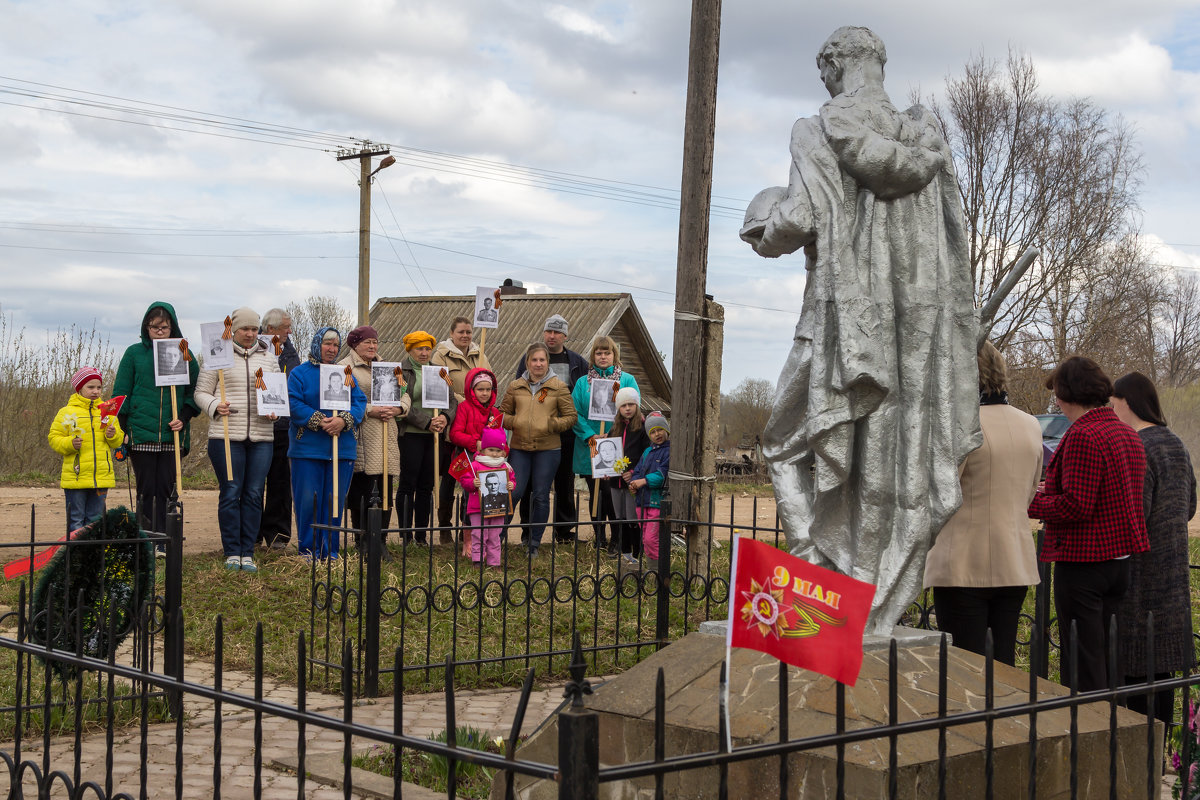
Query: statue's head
[{"left": 817, "top": 27, "right": 886, "bottom": 96}]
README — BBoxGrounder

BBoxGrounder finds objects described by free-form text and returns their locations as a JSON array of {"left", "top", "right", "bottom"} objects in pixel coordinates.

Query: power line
[{"left": 0, "top": 76, "right": 751, "bottom": 217}]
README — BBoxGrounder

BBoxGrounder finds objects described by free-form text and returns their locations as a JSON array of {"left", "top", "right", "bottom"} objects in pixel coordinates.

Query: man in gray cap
[{"left": 515, "top": 314, "right": 590, "bottom": 543}]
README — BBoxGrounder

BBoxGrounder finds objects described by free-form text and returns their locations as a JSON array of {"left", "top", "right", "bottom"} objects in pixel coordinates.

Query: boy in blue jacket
[{"left": 624, "top": 411, "right": 670, "bottom": 572}]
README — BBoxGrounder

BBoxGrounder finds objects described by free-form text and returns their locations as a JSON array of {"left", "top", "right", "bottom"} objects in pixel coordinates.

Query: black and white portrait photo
[
  {"left": 371, "top": 362, "right": 405, "bottom": 407},
  {"left": 256, "top": 372, "right": 290, "bottom": 417},
  {"left": 479, "top": 468, "right": 510, "bottom": 517},
  {"left": 318, "top": 363, "right": 352, "bottom": 411},
  {"left": 199, "top": 321, "right": 234, "bottom": 370},
  {"left": 591, "top": 437, "right": 624, "bottom": 479},
  {"left": 421, "top": 365, "right": 450, "bottom": 409},
  {"left": 153, "top": 338, "right": 191, "bottom": 387},
  {"left": 588, "top": 378, "right": 617, "bottom": 422},
  {"left": 473, "top": 286, "right": 500, "bottom": 329}
]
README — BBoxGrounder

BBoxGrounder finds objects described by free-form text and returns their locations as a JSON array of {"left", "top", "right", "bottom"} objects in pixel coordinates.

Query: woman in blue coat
[
  {"left": 571, "top": 336, "right": 638, "bottom": 553},
  {"left": 288, "top": 327, "right": 366, "bottom": 560}
]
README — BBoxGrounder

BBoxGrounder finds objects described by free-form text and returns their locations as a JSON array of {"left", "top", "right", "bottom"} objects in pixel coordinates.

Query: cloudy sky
[{"left": 2, "top": 0, "right": 1198, "bottom": 391}]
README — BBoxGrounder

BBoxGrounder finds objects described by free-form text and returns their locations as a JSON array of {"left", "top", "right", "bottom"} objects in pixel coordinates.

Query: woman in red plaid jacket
[{"left": 1028, "top": 356, "right": 1148, "bottom": 692}]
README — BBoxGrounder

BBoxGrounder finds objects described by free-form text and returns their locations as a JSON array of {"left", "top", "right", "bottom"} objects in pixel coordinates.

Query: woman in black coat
[{"left": 1112, "top": 372, "right": 1197, "bottom": 725}]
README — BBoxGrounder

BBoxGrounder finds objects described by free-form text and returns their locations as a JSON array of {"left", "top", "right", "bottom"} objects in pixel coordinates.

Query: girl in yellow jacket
[{"left": 48, "top": 367, "right": 124, "bottom": 534}]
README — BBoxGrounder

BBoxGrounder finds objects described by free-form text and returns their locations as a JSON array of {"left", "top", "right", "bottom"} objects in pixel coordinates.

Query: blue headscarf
[{"left": 309, "top": 327, "right": 341, "bottom": 363}]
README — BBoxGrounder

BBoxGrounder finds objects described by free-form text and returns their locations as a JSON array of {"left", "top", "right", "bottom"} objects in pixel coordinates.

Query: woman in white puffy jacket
[{"left": 194, "top": 307, "right": 281, "bottom": 572}]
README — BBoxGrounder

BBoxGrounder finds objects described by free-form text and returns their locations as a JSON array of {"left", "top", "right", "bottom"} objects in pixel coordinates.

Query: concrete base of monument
[{"left": 494, "top": 630, "right": 1161, "bottom": 799}]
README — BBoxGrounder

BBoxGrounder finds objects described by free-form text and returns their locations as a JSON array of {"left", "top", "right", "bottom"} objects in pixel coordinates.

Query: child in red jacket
[
  {"left": 458, "top": 428, "right": 515, "bottom": 567},
  {"left": 448, "top": 368, "right": 503, "bottom": 555},
  {"left": 448, "top": 368, "right": 503, "bottom": 452}
]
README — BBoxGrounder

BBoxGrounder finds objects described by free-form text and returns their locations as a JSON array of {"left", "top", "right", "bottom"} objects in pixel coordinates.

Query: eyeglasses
[{"left": 147, "top": 324, "right": 171, "bottom": 333}]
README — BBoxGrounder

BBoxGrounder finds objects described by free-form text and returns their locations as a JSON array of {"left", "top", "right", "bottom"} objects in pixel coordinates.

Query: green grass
[
  {"left": 55, "top": 541, "right": 732, "bottom": 696},
  {"left": 0, "top": 471, "right": 56, "bottom": 487},
  {"left": 352, "top": 726, "right": 517, "bottom": 798},
  {"left": 0, "top": 646, "right": 173, "bottom": 738}
]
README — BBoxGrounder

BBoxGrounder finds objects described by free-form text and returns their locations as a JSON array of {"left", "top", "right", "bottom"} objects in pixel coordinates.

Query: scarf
[
  {"left": 476, "top": 454, "right": 507, "bottom": 469},
  {"left": 980, "top": 391, "right": 1008, "bottom": 406},
  {"left": 587, "top": 364, "right": 622, "bottom": 382}
]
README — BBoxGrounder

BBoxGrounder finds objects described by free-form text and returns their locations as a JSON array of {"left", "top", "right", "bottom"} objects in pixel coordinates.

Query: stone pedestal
[{"left": 496, "top": 630, "right": 1161, "bottom": 799}]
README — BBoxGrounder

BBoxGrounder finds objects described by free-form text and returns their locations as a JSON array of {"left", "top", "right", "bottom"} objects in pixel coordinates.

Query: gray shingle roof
[{"left": 369, "top": 292, "right": 671, "bottom": 412}]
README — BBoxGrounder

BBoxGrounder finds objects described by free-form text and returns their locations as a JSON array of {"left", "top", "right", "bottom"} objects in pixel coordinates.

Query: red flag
[
  {"left": 726, "top": 536, "right": 876, "bottom": 686},
  {"left": 447, "top": 450, "right": 474, "bottom": 482}
]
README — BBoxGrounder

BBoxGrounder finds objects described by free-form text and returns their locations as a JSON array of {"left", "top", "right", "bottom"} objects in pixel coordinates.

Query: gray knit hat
[
  {"left": 644, "top": 411, "right": 669, "bottom": 435},
  {"left": 544, "top": 314, "right": 569, "bottom": 335}
]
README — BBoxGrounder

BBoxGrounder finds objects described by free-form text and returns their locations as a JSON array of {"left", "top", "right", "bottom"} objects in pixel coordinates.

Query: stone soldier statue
[{"left": 741, "top": 26, "right": 981, "bottom": 635}]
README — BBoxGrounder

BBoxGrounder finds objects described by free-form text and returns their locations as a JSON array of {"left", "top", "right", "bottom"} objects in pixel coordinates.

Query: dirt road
[{"left": 0, "top": 484, "right": 780, "bottom": 553}]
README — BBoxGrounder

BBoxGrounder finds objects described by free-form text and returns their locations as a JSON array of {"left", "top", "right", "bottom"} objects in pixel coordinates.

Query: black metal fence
[{"left": 1, "top": 496, "right": 1198, "bottom": 798}]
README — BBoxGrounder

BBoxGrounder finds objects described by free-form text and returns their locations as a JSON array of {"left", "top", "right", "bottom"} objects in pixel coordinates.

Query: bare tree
[
  {"left": 1158, "top": 272, "right": 1200, "bottom": 387},
  {"left": 929, "top": 51, "right": 1144, "bottom": 365},
  {"left": 285, "top": 296, "right": 355, "bottom": 355},
  {"left": 720, "top": 377, "right": 774, "bottom": 448}
]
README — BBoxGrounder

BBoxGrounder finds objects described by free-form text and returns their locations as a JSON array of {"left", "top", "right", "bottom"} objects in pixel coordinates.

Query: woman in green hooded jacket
[{"left": 112, "top": 301, "right": 199, "bottom": 548}]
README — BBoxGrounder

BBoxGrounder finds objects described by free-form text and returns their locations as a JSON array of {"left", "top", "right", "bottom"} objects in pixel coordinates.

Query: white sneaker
[
  {"left": 240, "top": 556, "right": 258, "bottom": 573},
  {"left": 224, "top": 556, "right": 241, "bottom": 571}
]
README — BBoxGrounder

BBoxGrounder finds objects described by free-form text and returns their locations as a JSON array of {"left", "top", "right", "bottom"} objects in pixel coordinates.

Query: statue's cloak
[{"left": 755, "top": 87, "right": 982, "bottom": 634}]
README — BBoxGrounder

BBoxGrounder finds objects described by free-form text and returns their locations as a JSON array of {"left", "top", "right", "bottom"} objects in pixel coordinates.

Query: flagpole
[{"left": 723, "top": 534, "right": 738, "bottom": 754}]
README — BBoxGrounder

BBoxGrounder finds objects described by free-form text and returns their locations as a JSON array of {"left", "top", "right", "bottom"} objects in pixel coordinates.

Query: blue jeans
[
  {"left": 208, "top": 438, "right": 273, "bottom": 558},
  {"left": 509, "top": 448, "right": 561, "bottom": 546},
  {"left": 64, "top": 488, "right": 107, "bottom": 534}
]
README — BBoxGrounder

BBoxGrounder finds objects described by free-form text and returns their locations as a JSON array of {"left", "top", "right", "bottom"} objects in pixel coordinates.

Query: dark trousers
[
  {"left": 347, "top": 472, "right": 395, "bottom": 531},
  {"left": 583, "top": 475, "right": 617, "bottom": 548},
  {"left": 932, "top": 585, "right": 1028, "bottom": 666},
  {"left": 258, "top": 427, "right": 292, "bottom": 545},
  {"left": 436, "top": 440, "right": 456, "bottom": 532},
  {"left": 1053, "top": 559, "right": 1130, "bottom": 692},
  {"left": 1122, "top": 672, "right": 1176, "bottom": 728},
  {"left": 396, "top": 433, "right": 435, "bottom": 543},
  {"left": 129, "top": 449, "right": 175, "bottom": 537}
]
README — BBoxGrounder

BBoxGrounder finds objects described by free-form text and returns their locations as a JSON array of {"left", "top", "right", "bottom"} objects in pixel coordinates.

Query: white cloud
[
  {"left": 545, "top": 5, "right": 617, "bottom": 44},
  {"left": 1037, "top": 35, "right": 1174, "bottom": 104}
]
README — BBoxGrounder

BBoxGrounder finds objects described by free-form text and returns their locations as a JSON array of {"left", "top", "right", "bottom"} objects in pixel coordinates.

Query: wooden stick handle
[
  {"left": 218, "top": 371, "right": 233, "bottom": 481},
  {"left": 478, "top": 328, "right": 488, "bottom": 360},
  {"left": 591, "top": 422, "right": 607, "bottom": 517},
  {"left": 381, "top": 412, "right": 390, "bottom": 512},
  {"left": 331, "top": 428, "right": 340, "bottom": 520},
  {"left": 432, "top": 428, "right": 441, "bottom": 525},
  {"left": 170, "top": 386, "right": 183, "bottom": 496}
]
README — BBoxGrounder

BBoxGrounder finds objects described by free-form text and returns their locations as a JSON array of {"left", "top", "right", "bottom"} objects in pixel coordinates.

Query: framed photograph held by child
[
  {"left": 591, "top": 437, "right": 624, "bottom": 479},
  {"left": 478, "top": 468, "right": 510, "bottom": 518}
]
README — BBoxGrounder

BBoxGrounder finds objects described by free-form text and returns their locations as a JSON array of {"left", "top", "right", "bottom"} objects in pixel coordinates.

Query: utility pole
[
  {"left": 337, "top": 142, "right": 394, "bottom": 326},
  {"left": 670, "top": 0, "right": 724, "bottom": 579}
]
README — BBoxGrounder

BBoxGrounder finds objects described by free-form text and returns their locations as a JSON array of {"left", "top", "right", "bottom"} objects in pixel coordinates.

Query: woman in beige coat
[
  {"left": 340, "top": 326, "right": 410, "bottom": 548},
  {"left": 924, "top": 342, "right": 1042, "bottom": 665},
  {"left": 194, "top": 307, "right": 280, "bottom": 572},
  {"left": 500, "top": 343, "right": 577, "bottom": 556}
]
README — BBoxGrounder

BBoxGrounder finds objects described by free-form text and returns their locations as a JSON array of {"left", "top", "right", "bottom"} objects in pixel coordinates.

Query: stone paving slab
[{"left": 0, "top": 649, "right": 573, "bottom": 799}]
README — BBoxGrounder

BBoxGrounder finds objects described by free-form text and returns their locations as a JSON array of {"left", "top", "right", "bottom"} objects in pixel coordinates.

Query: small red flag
[
  {"left": 447, "top": 450, "right": 474, "bottom": 482},
  {"left": 726, "top": 536, "right": 876, "bottom": 686}
]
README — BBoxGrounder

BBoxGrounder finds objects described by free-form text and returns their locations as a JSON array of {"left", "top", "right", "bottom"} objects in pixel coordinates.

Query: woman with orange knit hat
[{"left": 395, "top": 331, "right": 456, "bottom": 544}]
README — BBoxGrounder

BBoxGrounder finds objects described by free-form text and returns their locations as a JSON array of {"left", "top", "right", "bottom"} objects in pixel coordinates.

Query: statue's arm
[
  {"left": 822, "top": 102, "right": 944, "bottom": 200},
  {"left": 740, "top": 120, "right": 820, "bottom": 259}
]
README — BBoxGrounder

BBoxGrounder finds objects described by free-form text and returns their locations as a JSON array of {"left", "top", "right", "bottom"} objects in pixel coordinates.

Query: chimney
[{"left": 500, "top": 278, "right": 528, "bottom": 296}]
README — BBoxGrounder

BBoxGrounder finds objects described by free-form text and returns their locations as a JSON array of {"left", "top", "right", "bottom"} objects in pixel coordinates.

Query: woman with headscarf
[
  {"left": 1111, "top": 371, "right": 1197, "bottom": 725},
  {"left": 287, "top": 327, "right": 367, "bottom": 560},
  {"left": 396, "top": 330, "right": 456, "bottom": 545},
  {"left": 194, "top": 307, "right": 280, "bottom": 573},
  {"left": 340, "top": 325, "right": 409, "bottom": 558},
  {"left": 923, "top": 342, "right": 1042, "bottom": 665},
  {"left": 431, "top": 316, "right": 492, "bottom": 541},
  {"left": 571, "top": 336, "right": 639, "bottom": 556},
  {"left": 112, "top": 301, "right": 200, "bottom": 552}
]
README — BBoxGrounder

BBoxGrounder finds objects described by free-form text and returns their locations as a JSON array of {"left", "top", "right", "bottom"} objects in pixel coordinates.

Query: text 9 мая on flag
[{"left": 726, "top": 536, "right": 876, "bottom": 686}]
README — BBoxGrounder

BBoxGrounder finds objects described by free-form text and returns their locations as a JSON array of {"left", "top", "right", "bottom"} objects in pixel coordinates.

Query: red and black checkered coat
[
  {"left": 1029, "top": 406, "right": 1149, "bottom": 562},
  {"left": 1027, "top": 407, "right": 1147, "bottom": 563}
]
